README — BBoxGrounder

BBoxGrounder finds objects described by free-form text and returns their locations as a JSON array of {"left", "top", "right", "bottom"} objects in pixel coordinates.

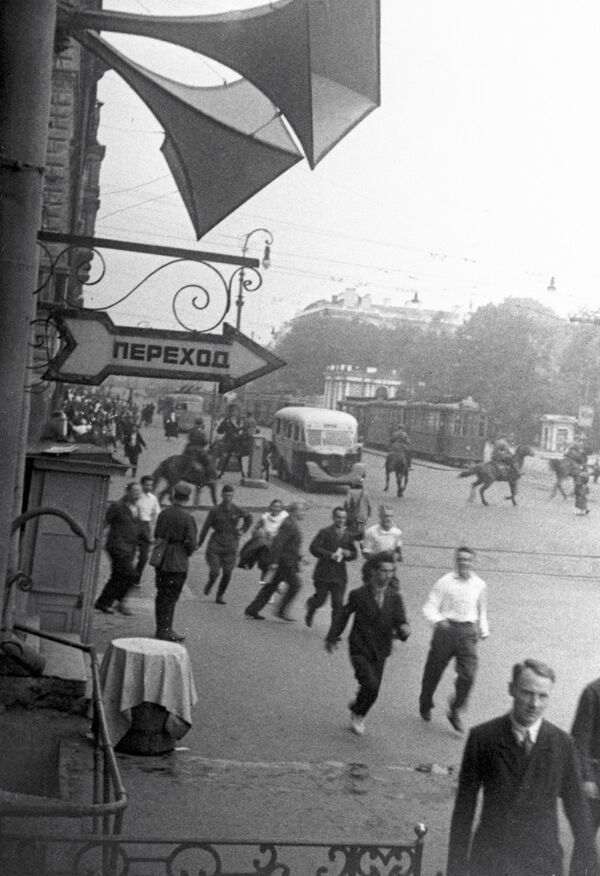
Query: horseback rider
[
  {"left": 491, "top": 437, "right": 517, "bottom": 477},
  {"left": 389, "top": 425, "right": 412, "bottom": 468},
  {"left": 187, "top": 417, "right": 208, "bottom": 449},
  {"left": 565, "top": 438, "right": 588, "bottom": 469}
]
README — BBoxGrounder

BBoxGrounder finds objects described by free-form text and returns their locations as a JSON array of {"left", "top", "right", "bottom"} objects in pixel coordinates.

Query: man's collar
[{"left": 510, "top": 713, "right": 543, "bottom": 743}]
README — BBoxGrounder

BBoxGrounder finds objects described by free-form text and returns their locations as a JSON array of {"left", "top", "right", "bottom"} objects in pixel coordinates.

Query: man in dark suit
[
  {"left": 306, "top": 507, "right": 357, "bottom": 628},
  {"left": 244, "top": 501, "right": 307, "bottom": 622},
  {"left": 447, "top": 659, "right": 598, "bottom": 876},
  {"left": 325, "top": 552, "right": 410, "bottom": 736},
  {"left": 572, "top": 676, "right": 600, "bottom": 831}
]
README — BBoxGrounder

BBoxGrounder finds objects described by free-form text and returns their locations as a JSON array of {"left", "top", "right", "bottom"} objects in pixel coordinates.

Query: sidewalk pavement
[{"left": 0, "top": 474, "right": 300, "bottom": 805}]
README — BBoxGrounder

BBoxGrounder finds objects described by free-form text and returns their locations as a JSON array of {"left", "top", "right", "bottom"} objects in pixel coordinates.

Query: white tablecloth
[{"left": 99, "top": 637, "right": 198, "bottom": 745}]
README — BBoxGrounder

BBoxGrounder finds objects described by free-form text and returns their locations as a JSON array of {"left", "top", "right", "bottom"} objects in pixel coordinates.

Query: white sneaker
[{"left": 350, "top": 713, "right": 365, "bottom": 736}]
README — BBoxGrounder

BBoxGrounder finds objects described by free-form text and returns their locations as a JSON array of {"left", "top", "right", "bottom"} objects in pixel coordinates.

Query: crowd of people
[
  {"left": 88, "top": 412, "right": 600, "bottom": 876},
  {"left": 41, "top": 387, "right": 149, "bottom": 474}
]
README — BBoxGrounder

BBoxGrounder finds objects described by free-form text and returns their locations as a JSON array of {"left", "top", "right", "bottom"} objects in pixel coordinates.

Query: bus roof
[{"left": 273, "top": 406, "right": 357, "bottom": 427}]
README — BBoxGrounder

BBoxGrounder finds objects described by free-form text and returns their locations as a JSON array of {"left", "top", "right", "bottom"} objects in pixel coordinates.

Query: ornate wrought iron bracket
[{"left": 35, "top": 231, "right": 261, "bottom": 334}]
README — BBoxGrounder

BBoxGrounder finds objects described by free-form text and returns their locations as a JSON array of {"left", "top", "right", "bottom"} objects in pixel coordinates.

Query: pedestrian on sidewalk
[
  {"left": 94, "top": 482, "right": 142, "bottom": 616},
  {"left": 153, "top": 481, "right": 198, "bottom": 642},
  {"left": 418, "top": 546, "right": 489, "bottom": 733},
  {"left": 343, "top": 466, "right": 371, "bottom": 544},
  {"left": 325, "top": 552, "right": 410, "bottom": 736},
  {"left": 134, "top": 474, "right": 161, "bottom": 587},
  {"left": 575, "top": 472, "right": 591, "bottom": 515},
  {"left": 305, "top": 507, "right": 357, "bottom": 628},
  {"left": 198, "top": 484, "right": 252, "bottom": 604},
  {"left": 447, "top": 659, "right": 598, "bottom": 876},
  {"left": 244, "top": 501, "right": 307, "bottom": 621},
  {"left": 123, "top": 424, "right": 146, "bottom": 477}
]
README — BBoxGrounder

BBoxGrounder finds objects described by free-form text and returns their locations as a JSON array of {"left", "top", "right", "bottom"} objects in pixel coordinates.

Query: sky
[{"left": 86, "top": 0, "right": 600, "bottom": 342}]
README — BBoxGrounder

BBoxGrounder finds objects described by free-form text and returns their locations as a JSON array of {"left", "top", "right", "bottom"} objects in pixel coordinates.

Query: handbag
[{"left": 149, "top": 538, "right": 168, "bottom": 568}]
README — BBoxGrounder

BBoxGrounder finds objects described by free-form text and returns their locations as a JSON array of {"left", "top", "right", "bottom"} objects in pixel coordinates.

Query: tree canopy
[{"left": 252, "top": 298, "right": 597, "bottom": 443}]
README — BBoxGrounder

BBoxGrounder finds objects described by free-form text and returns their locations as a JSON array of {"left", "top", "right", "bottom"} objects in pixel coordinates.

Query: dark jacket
[
  {"left": 198, "top": 502, "right": 253, "bottom": 551},
  {"left": 447, "top": 714, "right": 598, "bottom": 876},
  {"left": 105, "top": 499, "right": 139, "bottom": 559},
  {"left": 326, "top": 584, "right": 409, "bottom": 660},
  {"left": 309, "top": 524, "right": 357, "bottom": 584},
  {"left": 572, "top": 677, "right": 600, "bottom": 786},
  {"left": 154, "top": 504, "right": 198, "bottom": 573},
  {"left": 269, "top": 517, "right": 303, "bottom": 572}
]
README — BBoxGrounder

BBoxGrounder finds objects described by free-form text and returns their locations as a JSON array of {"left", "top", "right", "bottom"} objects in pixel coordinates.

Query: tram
[{"left": 339, "top": 397, "right": 488, "bottom": 467}]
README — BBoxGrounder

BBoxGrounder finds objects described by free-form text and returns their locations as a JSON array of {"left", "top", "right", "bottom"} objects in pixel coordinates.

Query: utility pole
[{"left": 0, "top": 1, "right": 57, "bottom": 632}]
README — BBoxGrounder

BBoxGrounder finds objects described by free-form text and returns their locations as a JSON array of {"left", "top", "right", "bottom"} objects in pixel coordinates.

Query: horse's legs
[
  {"left": 384, "top": 467, "right": 390, "bottom": 492},
  {"left": 396, "top": 471, "right": 403, "bottom": 497},
  {"left": 237, "top": 455, "right": 246, "bottom": 478},
  {"left": 468, "top": 480, "right": 478, "bottom": 503},
  {"left": 479, "top": 483, "right": 489, "bottom": 506}
]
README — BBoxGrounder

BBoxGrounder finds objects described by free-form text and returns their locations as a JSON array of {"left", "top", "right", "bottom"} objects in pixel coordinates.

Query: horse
[
  {"left": 548, "top": 456, "right": 587, "bottom": 500},
  {"left": 458, "top": 444, "right": 534, "bottom": 506},
  {"left": 152, "top": 453, "right": 217, "bottom": 506},
  {"left": 384, "top": 448, "right": 410, "bottom": 497}
]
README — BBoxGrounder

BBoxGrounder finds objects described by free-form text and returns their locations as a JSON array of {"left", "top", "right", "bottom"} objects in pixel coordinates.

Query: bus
[
  {"left": 163, "top": 393, "right": 205, "bottom": 432},
  {"left": 271, "top": 406, "right": 362, "bottom": 491}
]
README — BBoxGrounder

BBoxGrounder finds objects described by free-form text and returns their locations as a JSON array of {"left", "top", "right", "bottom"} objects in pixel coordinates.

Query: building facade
[
  {"left": 30, "top": 1, "right": 106, "bottom": 439},
  {"left": 323, "top": 365, "right": 404, "bottom": 410},
  {"left": 278, "top": 288, "right": 465, "bottom": 341}
]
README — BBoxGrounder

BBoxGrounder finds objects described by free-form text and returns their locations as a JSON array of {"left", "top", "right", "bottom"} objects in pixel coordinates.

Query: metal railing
[
  {"left": 0, "top": 827, "right": 433, "bottom": 876},
  {"left": 1, "top": 624, "right": 127, "bottom": 838}
]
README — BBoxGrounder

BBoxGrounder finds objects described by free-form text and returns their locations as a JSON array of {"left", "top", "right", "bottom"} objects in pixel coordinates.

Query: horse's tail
[{"left": 458, "top": 466, "right": 477, "bottom": 478}]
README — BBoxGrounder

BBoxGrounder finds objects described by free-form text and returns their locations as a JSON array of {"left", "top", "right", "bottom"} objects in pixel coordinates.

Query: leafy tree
[{"left": 451, "top": 299, "right": 561, "bottom": 441}]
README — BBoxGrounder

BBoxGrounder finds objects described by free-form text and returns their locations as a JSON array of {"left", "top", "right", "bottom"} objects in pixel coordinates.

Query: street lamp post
[{"left": 235, "top": 228, "right": 273, "bottom": 331}]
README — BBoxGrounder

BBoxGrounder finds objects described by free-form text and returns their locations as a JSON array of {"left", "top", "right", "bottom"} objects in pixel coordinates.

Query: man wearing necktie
[
  {"left": 325, "top": 552, "right": 410, "bottom": 737},
  {"left": 447, "top": 659, "right": 598, "bottom": 876}
]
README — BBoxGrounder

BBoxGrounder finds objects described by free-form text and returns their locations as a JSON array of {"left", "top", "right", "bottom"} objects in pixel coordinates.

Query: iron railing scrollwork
[
  {"left": 0, "top": 829, "right": 432, "bottom": 876},
  {"left": 34, "top": 231, "right": 260, "bottom": 333}
]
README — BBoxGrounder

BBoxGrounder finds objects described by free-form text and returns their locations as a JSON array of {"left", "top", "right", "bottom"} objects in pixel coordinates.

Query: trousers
[
  {"left": 245, "top": 564, "right": 301, "bottom": 616},
  {"left": 419, "top": 621, "right": 478, "bottom": 713},
  {"left": 205, "top": 544, "right": 237, "bottom": 598},
  {"left": 350, "top": 652, "right": 386, "bottom": 717},
  {"left": 155, "top": 570, "right": 186, "bottom": 634},
  {"left": 306, "top": 579, "right": 346, "bottom": 624},
  {"left": 95, "top": 551, "right": 137, "bottom": 608}
]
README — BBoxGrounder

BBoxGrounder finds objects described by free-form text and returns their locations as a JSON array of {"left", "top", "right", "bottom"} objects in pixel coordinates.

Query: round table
[{"left": 99, "top": 637, "right": 198, "bottom": 755}]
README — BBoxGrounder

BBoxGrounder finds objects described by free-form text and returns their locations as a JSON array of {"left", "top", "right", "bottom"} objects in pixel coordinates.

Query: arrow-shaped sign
[{"left": 40, "top": 306, "right": 285, "bottom": 389}]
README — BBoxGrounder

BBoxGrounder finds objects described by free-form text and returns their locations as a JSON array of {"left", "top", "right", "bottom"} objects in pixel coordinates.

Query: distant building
[
  {"left": 276, "top": 288, "right": 465, "bottom": 341},
  {"left": 324, "top": 365, "right": 404, "bottom": 410},
  {"left": 539, "top": 415, "right": 578, "bottom": 453}
]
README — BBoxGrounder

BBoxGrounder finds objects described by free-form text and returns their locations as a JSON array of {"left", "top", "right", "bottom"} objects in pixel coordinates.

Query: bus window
[{"left": 294, "top": 425, "right": 300, "bottom": 441}]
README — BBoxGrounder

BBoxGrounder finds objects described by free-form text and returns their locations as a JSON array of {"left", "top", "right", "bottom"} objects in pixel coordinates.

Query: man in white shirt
[
  {"left": 134, "top": 475, "right": 161, "bottom": 586},
  {"left": 361, "top": 506, "right": 403, "bottom": 562},
  {"left": 419, "top": 546, "right": 488, "bottom": 732}
]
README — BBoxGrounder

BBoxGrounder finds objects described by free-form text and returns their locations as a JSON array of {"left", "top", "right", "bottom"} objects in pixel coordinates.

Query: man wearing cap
[
  {"left": 152, "top": 481, "right": 198, "bottom": 642},
  {"left": 197, "top": 484, "right": 253, "bottom": 603}
]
